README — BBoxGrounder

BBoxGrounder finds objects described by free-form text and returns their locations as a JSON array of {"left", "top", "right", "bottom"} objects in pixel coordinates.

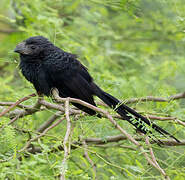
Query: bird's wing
[{"left": 45, "top": 57, "right": 96, "bottom": 106}]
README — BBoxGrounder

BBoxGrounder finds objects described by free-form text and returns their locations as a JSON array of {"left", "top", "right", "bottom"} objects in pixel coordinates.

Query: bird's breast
[{"left": 20, "top": 61, "right": 51, "bottom": 95}]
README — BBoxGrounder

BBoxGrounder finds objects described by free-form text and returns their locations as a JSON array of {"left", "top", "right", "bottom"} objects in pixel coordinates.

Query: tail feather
[{"left": 94, "top": 85, "right": 180, "bottom": 143}]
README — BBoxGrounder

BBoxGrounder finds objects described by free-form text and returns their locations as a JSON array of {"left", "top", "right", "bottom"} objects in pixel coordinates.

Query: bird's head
[{"left": 14, "top": 36, "right": 53, "bottom": 57}]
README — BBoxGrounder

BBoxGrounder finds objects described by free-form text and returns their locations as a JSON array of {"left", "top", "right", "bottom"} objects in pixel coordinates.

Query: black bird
[{"left": 14, "top": 36, "right": 179, "bottom": 143}]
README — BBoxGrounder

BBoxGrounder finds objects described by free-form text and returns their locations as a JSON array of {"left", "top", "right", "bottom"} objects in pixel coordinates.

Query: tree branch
[
  {"left": 82, "top": 140, "right": 97, "bottom": 180},
  {"left": 18, "top": 117, "right": 65, "bottom": 153},
  {"left": 0, "top": 90, "right": 183, "bottom": 179},
  {"left": 122, "top": 92, "right": 185, "bottom": 104},
  {"left": 145, "top": 137, "right": 170, "bottom": 180},
  {"left": 0, "top": 93, "right": 36, "bottom": 118},
  {"left": 51, "top": 88, "right": 175, "bottom": 177},
  {"left": 60, "top": 99, "right": 71, "bottom": 180}
]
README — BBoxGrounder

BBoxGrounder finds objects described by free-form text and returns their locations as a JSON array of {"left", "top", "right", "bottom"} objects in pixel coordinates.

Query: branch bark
[
  {"left": 0, "top": 93, "right": 36, "bottom": 118},
  {"left": 60, "top": 99, "right": 71, "bottom": 180}
]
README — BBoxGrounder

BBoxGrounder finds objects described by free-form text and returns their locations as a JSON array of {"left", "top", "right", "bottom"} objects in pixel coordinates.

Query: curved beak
[{"left": 14, "top": 41, "right": 27, "bottom": 54}]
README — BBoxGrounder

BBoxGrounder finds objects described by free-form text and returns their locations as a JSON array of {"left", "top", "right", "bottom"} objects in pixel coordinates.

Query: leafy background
[{"left": 0, "top": 0, "right": 185, "bottom": 179}]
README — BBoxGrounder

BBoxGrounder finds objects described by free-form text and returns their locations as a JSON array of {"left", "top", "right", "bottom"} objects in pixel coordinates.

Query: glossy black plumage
[{"left": 14, "top": 36, "right": 180, "bottom": 143}]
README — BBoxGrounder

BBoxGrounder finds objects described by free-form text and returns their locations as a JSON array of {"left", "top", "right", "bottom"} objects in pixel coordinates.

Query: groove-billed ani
[{"left": 14, "top": 36, "right": 179, "bottom": 142}]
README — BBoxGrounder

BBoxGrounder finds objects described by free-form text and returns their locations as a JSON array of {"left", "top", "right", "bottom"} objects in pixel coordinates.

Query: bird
[{"left": 14, "top": 36, "right": 180, "bottom": 143}]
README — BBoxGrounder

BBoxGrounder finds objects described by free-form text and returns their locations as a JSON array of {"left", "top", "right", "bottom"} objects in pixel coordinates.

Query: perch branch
[{"left": 51, "top": 88, "right": 172, "bottom": 177}]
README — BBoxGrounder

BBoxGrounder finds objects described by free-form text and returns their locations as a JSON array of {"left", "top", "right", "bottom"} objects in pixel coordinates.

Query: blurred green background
[{"left": 0, "top": 0, "right": 185, "bottom": 179}]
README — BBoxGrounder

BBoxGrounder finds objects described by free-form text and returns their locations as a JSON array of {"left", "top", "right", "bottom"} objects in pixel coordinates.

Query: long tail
[{"left": 93, "top": 84, "right": 180, "bottom": 143}]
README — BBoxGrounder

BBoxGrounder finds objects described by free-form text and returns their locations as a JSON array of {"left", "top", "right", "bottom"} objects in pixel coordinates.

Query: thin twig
[
  {"left": 169, "top": 92, "right": 185, "bottom": 100},
  {"left": 37, "top": 111, "right": 63, "bottom": 133},
  {"left": 60, "top": 99, "right": 71, "bottom": 180},
  {"left": 20, "top": 136, "right": 185, "bottom": 156},
  {"left": 98, "top": 92, "right": 185, "bottom": 106},
  {"left": 124, "top": 96, "right": 167, "bottom": 104},
  {"left": 0, "top": 93, "right": 36, "bottom": 118},
  {"left": 145, "top": 137, "right": 170, "bottom": 180},
  {"left": 18, "top": 117, "right": 65, "bottom": 153},
  {"left": 0, "top": 102, "right": 31, "bottom": 109},
  {"left": 82, "top": 140, "right": 97, "bottom": 180}
]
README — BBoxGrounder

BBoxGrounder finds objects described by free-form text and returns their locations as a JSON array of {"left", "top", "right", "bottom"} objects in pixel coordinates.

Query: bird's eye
[{"left": 30, "top": 45, "right": 36, "bottom": 50}]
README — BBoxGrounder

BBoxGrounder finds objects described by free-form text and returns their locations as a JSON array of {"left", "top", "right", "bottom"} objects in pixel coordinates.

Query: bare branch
[
  {"left": 60, "top": 99, "right": 71, "bottom": 180},
  {"left": 169, "top": 92, "right": 185, "bottom": 100},
  {"left": 82, "top": 135, "right": 185, "bottom": 146},
  {"left": 124, "top": 96, "right": 167, "bottom": 104},
  {"left": 0, "top": 89, "right": 183, "bottom": 178},
  {"left": 0, "top": 102, "right": 31, "bottom": 109},
  {"left": 84, "top": 134, "right": 128, "bottom": 144},
  {"left": 23, "top": 136, "right": 185, "bottom": 157},
  {"left": 121, "top": 92, "right": 185, "bottom": 104},
  {"left": 51, "top": 88, "right": 173, "bottom": 176},
  {"left": 145, "top": 137, "right": 170, "bottom": 180},
  {"left": 0, "top": 93, "right": 36, "bottom": 118},
  {"left": 37, "top": 111, "right": 63, "bottom": 133},
  {"left": 113, "top": 114, "right": 185, "bottom": 127},
  {"left": 18, "top": 117, "right": 65, "bottom": 153},
  {"left": 82, "top": 140, "right": 97, "bottom": 180}
]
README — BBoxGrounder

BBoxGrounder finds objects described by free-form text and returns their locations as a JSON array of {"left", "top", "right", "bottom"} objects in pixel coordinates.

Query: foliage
[{"left": 0, "top": 0, "right": 185, "bottom": 179}]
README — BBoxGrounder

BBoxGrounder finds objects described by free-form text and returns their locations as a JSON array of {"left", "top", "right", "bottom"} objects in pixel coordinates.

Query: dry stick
[
  {"left": 85, "top": 134, "right": 128, "bottom": 144},
  {"left": 0, "top": 98, "right": 42, "bottom": 132},
  {"left": 0, "top": 93, "right": 36, "bottom": 118},
  {"left": 134, "top": 115, "right": 184, "bottom": 127},
  {"left": 83, "top": 135, "right": 185, "bottom": 146},
  {"left": 18, "top": 117, "right": 65, "bottom": 153},
  {"left": 4, "top": 101, "right": 183, "bottom": 126},
  {"left": 51, "top": 89, "right": 169, "bottom": 177},
  {"left": 0, "top": 102, "right": 31, "bottom": 109},
  {"left": 145, "top": 137, "right": 170, "bottom": 180},
  {"left": 169, "top": 91, "right": 185, "bottom": 100},
  {"left": 9, "top": 99, "right": 42, "bottom": 123},
  {"left": 146, "top": 115, "right": 177, "bottom": 121},
  {"left": 174, "top": 119, "right": 185, "bottom": 127},
  {"left": 49, "top": 136, "right": 185, "bottom": 155},
  {"left": 123, "top": 92, "right": 185, "bottom": 104},
  {"left": 79, "top": 120, "right": 97, "bottom": 180},
  {"left": 60, "top": 99, "right": 71, "bottom": 180},
  {"left": 113, "top": 114, "right": 185, "bottom": 127},
  {"left": 1, "top": 93, "right": 183, "bottom": 128},
  {"left": 82, "top": 140, "right": 97, "bottom": 180},
  {"left": 8, "top": 116, "right": 19, "bottom": 125},
  {"left": 39, "top": 99, "right": 81, "bottom": 115},
  {"left": 145, "top": 115, "right": 185, "bottom": 127},
  {"left": 37, "top": 111, "right": 63, "bottom": 133},
  {"left": 124, "top": 96, "right": 167, "bottom": 104},
  {"left": 98, "top": 101, "right": 185, "bottom": 128},
  {"left": 94, "top": 143, "right": 137, "bottom": 151},
  {"left": 8, "top": 95, "right": 42, "bottom": 119},
  {"left": 22, "top": 136, "right": 185, "bottom": 156},
  {"left": 0, "top": 93, "right": 182, "bottom": 147},
  {"left": 2, "top": 100, "right": 184, "bottom": 128},
  {"left": 97, "top": 92, "right": 185, "bottom": 106}
]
